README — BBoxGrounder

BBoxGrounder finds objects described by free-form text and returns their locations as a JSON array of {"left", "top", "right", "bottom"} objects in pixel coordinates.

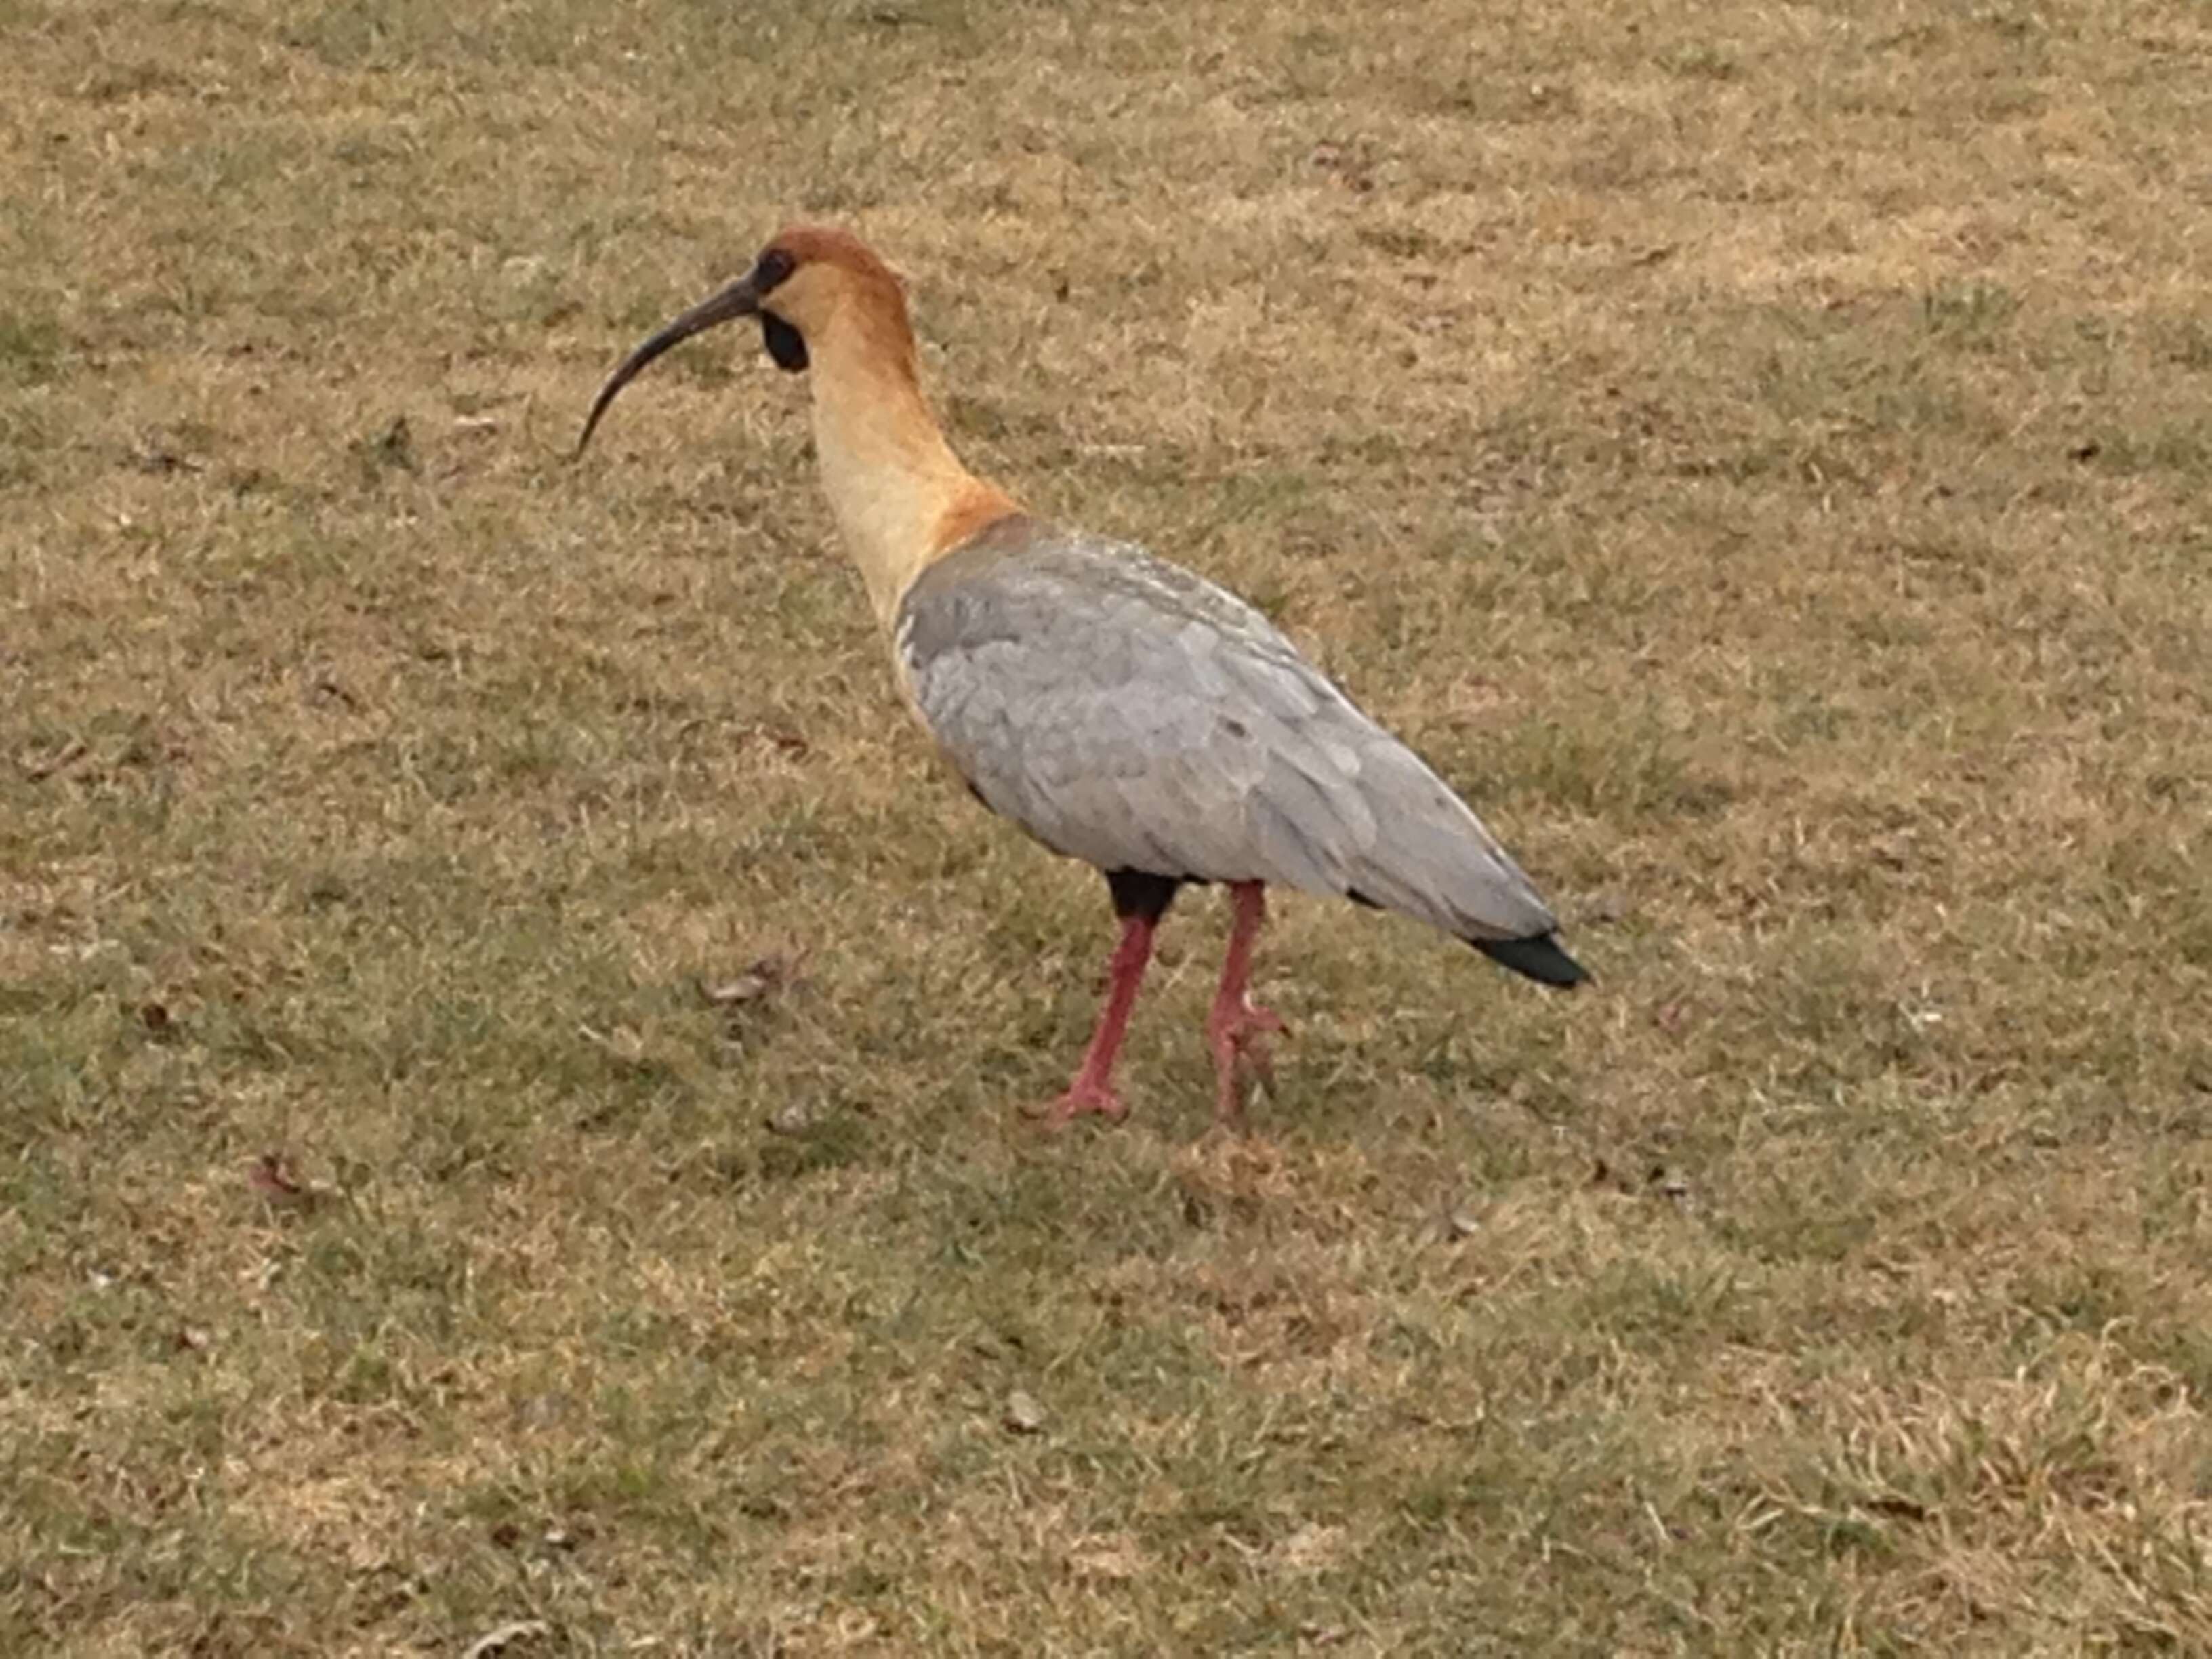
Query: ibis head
[
  {"left": 575, "top": 226, "right": 1012, "bottom": 626},
  {"left": 576, "top": 226, "right": 919, "bottom": 457}
]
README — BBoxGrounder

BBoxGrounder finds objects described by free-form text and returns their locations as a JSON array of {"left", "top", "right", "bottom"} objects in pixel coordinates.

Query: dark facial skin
[
  {"left": 762, "top": 311, "right": 808, "bottom": 372},
  {"left": 748, "top": 247, "right": 808, "bottom": 371}
]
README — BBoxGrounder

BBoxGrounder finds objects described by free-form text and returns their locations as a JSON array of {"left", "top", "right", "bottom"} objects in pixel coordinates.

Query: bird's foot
[
  {"left": 1025, "top": 1075, "right": 1130, "bottom": 1129},
  {"left": 1207, "top": 998, "right": 1288, "bottom": 1130}
]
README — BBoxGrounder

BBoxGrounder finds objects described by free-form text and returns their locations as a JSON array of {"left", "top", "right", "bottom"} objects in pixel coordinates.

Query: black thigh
[{"left": 1105, "top": 869, "right": 1183, "bottom": 923}]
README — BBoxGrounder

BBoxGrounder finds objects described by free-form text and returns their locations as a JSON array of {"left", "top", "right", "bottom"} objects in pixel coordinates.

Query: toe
[{"left": 1027, "top": 1082, "right": 1128, "bottom": 1126}]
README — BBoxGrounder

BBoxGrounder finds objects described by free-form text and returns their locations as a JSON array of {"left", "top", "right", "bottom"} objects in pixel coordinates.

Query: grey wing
[{"left": 901, "top": 543, "right": 1558, "bottom": 944}]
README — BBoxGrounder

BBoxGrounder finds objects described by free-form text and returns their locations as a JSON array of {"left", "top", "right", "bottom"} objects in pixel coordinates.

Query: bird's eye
[{"left": 753, "top": 247, "right": 796, "bottom": 292}]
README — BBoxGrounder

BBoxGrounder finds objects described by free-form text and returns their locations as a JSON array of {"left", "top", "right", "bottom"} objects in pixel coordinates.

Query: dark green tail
[{"left": 1474, "top": 933, "right": 1589, "bottom": 989}]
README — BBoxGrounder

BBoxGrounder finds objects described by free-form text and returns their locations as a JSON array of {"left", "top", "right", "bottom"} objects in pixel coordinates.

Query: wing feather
[{"left": 899, "top": 528, "right": 1558, "bottom": 943}]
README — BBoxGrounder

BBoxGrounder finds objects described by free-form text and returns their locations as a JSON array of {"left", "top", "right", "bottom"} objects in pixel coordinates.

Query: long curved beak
[{"left": 574, "top": 273, "right": 766, "bottom": 457}]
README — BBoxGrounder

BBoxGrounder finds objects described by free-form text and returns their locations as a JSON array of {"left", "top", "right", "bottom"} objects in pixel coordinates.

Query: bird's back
[{"left": 895, "top": 516, "right": 1561, "bottom": 949}]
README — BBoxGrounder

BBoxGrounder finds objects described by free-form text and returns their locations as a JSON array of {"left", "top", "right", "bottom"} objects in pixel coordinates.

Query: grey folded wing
[{"left": 896, "top": 531, "right": 1558, "bottom": 944}]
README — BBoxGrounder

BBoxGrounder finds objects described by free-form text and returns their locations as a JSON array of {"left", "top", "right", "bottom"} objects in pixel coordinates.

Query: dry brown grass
[{"left": 6, "top": 0, "right": 2212, "bottom": 1652}]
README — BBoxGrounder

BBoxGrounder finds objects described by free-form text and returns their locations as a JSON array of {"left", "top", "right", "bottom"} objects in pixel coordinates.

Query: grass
[{"left": 5, "top": 0, "right": 2212, "bottom": 1650}]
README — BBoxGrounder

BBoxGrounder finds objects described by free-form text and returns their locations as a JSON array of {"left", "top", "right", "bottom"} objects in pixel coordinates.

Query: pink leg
[
  {"left": 1030, "top": 912, "right": 1156, "bottom": 1127},
  {"left": 1206, "top": 882, "right": 1288, "bottom": 1128}
]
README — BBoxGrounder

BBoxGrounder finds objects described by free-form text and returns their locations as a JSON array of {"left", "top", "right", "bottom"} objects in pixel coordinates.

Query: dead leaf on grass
[
  {"left": 764, "top": 1101, "right": 815, "bottom": 1136},
  {"left": 1003, "top": 1389, "right": 1048, "bottom": 1433},
  {"left": 742, "top": 724, "right": 812, "bottom": 758},
  {"left": 700, "top": 947, "right": 809, "bottom": 1010},
  {"left": 461, "top": 1620, "right": 551, "bottom": 1659},
  {"left": 19, "top": 738, "right": 87, "bottom": 782},
  {"left": 248, "top": 1151, "right": 331, "bottom": 1212}
]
